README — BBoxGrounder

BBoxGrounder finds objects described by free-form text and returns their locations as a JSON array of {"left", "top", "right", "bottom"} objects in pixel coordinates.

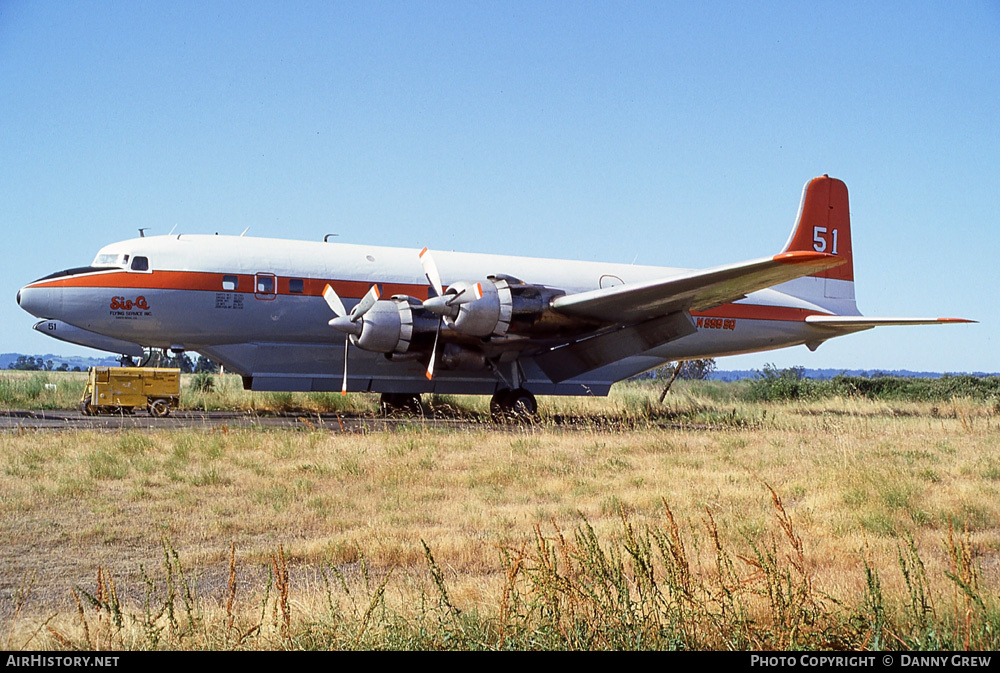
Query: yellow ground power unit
[{"left": 79, "top": 367, "right": 181, "bottom": 417}]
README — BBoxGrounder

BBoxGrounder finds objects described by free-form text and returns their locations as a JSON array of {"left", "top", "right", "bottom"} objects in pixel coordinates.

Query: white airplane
[{"left": 17, "top": 176, "right": 971, "bottom": 415}]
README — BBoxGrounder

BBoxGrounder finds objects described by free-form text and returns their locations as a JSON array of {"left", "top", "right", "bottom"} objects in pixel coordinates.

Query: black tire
[
  {"left": 490, "top": 389, "right": 512, "bottom": 421},
  {"left": 380, "top": 393, "right": 422, "bottom": 416},
  {"left": 490, "top": 388, "right": 537, "bottom": 421},
  {"left": 507, "top": 389, "right": 537, "bottom": 417},
  {"left": 149, "top": 398, "right": 170, "bottom": 418}
]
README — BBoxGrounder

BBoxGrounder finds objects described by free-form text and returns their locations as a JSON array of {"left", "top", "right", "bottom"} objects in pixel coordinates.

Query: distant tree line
[
  {"left": 6, "top": 355, "right": 81, "bottom": 372},
  {"left": 8, "top": 352, "right": 220, "bottom": 374},
  {"left": 744, "top": 364, "right": 1000, "bottom": 402},
  {"left": 631, "top": 358, "right": 718, "bottom": 383},
  {"left": 137, "top": 351, "right": 219, "bottom": 374}
]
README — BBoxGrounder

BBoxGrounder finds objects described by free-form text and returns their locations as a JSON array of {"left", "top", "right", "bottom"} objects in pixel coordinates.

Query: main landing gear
[
  {"left": 490, "top": 388, "right": 537, "bottom": 421},
  {"left": 380, "top": 392, "right": 423, "bottom": 415},
  {"left": 379, "top": 389, "right": 538, "bottom": 421}
]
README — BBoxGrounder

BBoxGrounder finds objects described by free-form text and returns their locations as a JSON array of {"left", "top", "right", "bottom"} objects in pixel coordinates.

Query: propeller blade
[
  {"left": 350, "top": 284, "right": 381, "bottom": 321},
  {"left": 341, "top": 336, "right": 349, "bottom": 396},
  {"left": 322, "top": 284, "right": 347, "bottom": 317},
  {"left": 446, "top": 282, "right": 483, "bottom": 306},
  {"left": 419, "top": 247, "right": 443, "bottom": 297},
  {"left": 426, "top": 319, "right": 441, "bottom": 380}
]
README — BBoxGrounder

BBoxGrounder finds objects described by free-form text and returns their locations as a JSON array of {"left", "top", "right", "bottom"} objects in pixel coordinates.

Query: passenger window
[
  {"left": 130, "top": 256, "right": 149, "bottom": 271},
  {"left": 289, "top": 278, "right": 304, "bottom": 294},
  {"left": 222, "top": 275, "right": 238, "bottom": 291}
]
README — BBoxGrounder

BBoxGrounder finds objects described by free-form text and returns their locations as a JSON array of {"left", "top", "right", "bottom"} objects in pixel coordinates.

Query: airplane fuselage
[{"left": 18, "top": 233, "right": 847, "bottom": 396}]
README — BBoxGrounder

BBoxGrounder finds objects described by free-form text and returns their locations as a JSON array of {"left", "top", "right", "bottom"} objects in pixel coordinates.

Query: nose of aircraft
[{"left": 16, "top": 284, "right": 54, "bottom": 320}]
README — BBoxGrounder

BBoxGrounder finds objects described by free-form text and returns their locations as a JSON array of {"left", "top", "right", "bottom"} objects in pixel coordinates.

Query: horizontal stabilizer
[
  {"left": 551, "top": 251, "right": 844, "bottom": 324},
  {"left": 805, "top": 316, "right": 976, "bottom": 329}
]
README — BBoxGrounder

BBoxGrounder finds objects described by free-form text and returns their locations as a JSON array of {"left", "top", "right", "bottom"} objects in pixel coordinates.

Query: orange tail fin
[{"left": 782, "top": 175, "right": 853, "bottom": 282}]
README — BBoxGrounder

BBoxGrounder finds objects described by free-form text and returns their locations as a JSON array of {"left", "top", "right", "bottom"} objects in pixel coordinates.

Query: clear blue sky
[{"left": 2, "top": 1, "right": 996, "bottom": 372}]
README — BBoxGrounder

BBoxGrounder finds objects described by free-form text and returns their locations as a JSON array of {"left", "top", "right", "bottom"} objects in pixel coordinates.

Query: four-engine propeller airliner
[{"left": 17, "top": 176, "right": 972, "bottom": 415}]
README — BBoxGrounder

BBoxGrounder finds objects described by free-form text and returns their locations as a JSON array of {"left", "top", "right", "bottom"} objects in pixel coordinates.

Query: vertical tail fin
[
  {"left": 782, "top": 175, "right": 853, "bottom": 281},
  {"left": 780, "top": 175, "right": 858, "bottom": 313}
]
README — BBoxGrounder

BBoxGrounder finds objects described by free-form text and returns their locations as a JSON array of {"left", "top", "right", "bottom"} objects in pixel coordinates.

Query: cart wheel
[{"left": 149, "top": 399, "right": 170, "bottom": 418}]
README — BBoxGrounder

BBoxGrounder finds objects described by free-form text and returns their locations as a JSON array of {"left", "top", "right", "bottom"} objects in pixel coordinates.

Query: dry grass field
[{"left": 1, "top": 372, "right": 998, "bottom": 650}]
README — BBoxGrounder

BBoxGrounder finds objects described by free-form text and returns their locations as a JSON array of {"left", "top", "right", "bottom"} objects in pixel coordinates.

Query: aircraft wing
[
  {"left": 549, "top": 250, "right": 844, "bottom": 324},
  {"left": 530, "top": 250, "right": 844, "bottom": 383}
]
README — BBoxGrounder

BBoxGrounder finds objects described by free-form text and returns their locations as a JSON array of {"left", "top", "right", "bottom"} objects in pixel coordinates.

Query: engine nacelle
[
  {"left": 441, "top": 275, "right": 566, "bottom": 338},
  {"left": 350, "top": 296, "right": 436, "bottom": 354},
  {"left": 444, "top": 278, "right": 513, "bottom": 338}
]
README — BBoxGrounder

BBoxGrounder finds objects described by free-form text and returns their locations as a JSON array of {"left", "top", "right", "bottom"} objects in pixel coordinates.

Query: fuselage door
[{"left": 255, "top": 273, "right": 277, "bottom": 301}]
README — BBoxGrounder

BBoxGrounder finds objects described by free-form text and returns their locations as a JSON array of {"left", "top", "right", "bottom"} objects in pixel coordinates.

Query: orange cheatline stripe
[
  {"left": 28, "top": 269, "right": 432, "bottom": 301},
  {"left": 28, "top": 268, "right": 832, "bottom": 323},
  {"left": 692, "top": 305, "right": 830, "bottom": 322}
]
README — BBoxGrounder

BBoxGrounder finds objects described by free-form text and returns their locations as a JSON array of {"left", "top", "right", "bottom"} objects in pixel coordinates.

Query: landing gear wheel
[
  {"left": 490, "top": 389, "right": 511, "bottom": 421},
  {"left": 490, "top": 388, "right": 537, "bottom": 421},
  {"left": 149, "top": 398, "right": 170, "bottom": 418},
  {"left": 380, "top": 393, "right": 423, "bottom": 416},
  {"left": 507, "top": 388, "right": 537, "bottom": 417}
]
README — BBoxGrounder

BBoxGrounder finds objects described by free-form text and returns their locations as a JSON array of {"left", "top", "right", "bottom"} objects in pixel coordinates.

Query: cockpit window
[
  {"left": 92, "top": 253, "right": 128, "bottom": 267},
  {"left": 130, "top": 256, "right": 149, "bottom": 271}
]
